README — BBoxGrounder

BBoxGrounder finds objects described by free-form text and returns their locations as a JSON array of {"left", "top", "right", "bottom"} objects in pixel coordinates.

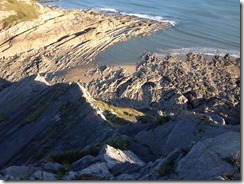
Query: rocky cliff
[{"left": 0, "top": 53, "right": 240, "bottom": 180}]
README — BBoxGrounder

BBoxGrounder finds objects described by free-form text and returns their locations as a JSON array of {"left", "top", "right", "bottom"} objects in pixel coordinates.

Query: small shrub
[
  {"left": 48, "top": 150, "right": 84, "bottom": 165},
  {"left": 19, "top": 175, "right": 29, "bottom": 180},
  {"left": 47, "top": 144, "right": 103, "bottom": 165},
  {"left": 56, "top": 163, "right": 70, "bottom": 180},
  {"left": 155, "top": 115, "right": 173, "bottom": 126},
  {"left": 158, "top": 159, "right": 175, "bottom": 176}
]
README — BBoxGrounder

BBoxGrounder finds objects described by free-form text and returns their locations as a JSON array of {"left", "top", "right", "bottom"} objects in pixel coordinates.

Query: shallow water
[{"left": 42, "top": 0, "right": 240, "bottom": 65}]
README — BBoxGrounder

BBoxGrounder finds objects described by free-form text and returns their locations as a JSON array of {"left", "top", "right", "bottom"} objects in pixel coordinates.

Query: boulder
[
  {"left": 77, "top": 162, "right": 113, "bottom": 180},
  {"left": 29, "top": 171, "right": 57, "bottom": 180},
  {"left": 110, "top": 162, "right": 141, "bottom": 176},
  {"left": 70, "top": 155, "right": 101, "bottom": 171},
  {"left": 1, "top": 174, "right": 16, "bottom": 180},
  {"left": 62, "top": 171, "right": 77, "bottom": 180},
  {"left": 135, "top": 112, "right": 234, "bottom": 156},
  {"left": 100, "top": 145, "right": 145, "bottom": 169},
  {"left": 136, "top": 148, "right": 182, "bottom": 180},
  {"left": 1, "top": 166, "right": 39, "bottom": 179},
  {"left": 205, "top": 112, "right": 225, "bottom": 125},
  {"left": 115, "top": 173, "right": 138, "bottom": 180},
  {"left": 176, "top": 132, "right": 240, "bottom": 180},
  {"left": 36, "top": 162, "right": 61, "bottom": 173}
]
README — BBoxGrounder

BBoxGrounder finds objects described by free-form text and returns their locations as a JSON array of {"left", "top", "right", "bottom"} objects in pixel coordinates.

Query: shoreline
[{"left": 0, "top": 1, "right": 170, "bottom": 83}]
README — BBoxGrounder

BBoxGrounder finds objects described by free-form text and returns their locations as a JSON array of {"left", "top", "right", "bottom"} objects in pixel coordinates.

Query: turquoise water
[{"left": 42, "top": 0, "right": 240, "bottom": 65}]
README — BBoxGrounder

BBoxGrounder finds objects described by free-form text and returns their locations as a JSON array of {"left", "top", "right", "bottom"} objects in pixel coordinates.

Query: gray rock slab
[{"left": 176, "top": 132, "right": 240, "bottom": 180}]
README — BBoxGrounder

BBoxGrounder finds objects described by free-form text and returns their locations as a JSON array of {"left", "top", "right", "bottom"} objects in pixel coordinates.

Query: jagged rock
[
  {"left": 29, "top": 171, "right": 57, "bottom": 180},
  {"left": 77, "top": 162, "right": 113, "bottom": 179},
  {"left": 135, "top": 148, "right": 182, "bottom": 180},
  {"left": 36, "top": 162, "right": 61, "bottom": 173},
  {"left": 115, "top": 173, "right": 138, "bottom": 180},
  {"left": 206, "top": 112, "right": 225, "bottom": 125},
  {"left": 134, "top": 111, "right": 235, "bottom": 157},
  {"left": 87, "top": 53, "right": 240, "bottom": 125},
  {"left": 62, "top": 171, "right": 77, "bottom": 180},
  {"left": 70, "top": 155, "right": 101, "bottom": 171},
  {"left": 1, "top": 174, "right": 16, "bottom": 180},
  {"left": 100, "top": 145, "right": 145, "bottom": 169},
  {"left": 1, "top": 166, "right": 39, "bottom": 179},
  {"left": 176, "top": 132, "right": 240, "bottom": 180},
  {"left": 110, "top": 162, "right": 141, "bottom": 176},
  {"left": 118, "top": 121, "right": 154, "bottom": 137}
]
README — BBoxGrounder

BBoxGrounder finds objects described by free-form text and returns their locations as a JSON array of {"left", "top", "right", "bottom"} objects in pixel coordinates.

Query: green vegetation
[
  {"left": 46, "top": 138, "right": 130, "bottom": 165},
  {"left": 158, "top": 159, "right": 175, "bottom": 176},
  {"left": 155, "top": 115, "right": 173, "bottom": 126},
  {"left": 35, "top": 145, "right": 50, "bottom": 161},
  {"left": 48, "top": 150, "right": 84, "bottom": 165},
  {"left": 56, "top": 163, "right": 70, "bottom": 180},
  {"left": 223, "top": 156, "right": 240, "bottom": 168},
  {"left": 0, "top": 112, "right": 6, "bottom": 123},
  {"left": 94, "top": 100, "right": 146, "bottom": 126},
  {"left": 21, "top": 103, "right": 50, "bottom": 126},
  {"left": 47, "top": 145, "right": 102, "bottom": 165},
  {"left": 0, "top": 0, "right": 40, "bottom": 28},
  {"left": 19, "top": 174, "right": 29, "bottom": 180}
]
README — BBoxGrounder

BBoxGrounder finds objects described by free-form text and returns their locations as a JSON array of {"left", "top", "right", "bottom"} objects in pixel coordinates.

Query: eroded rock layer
[
  {"left": 87, "top": 53, "right": 240, "bottom": 125},
  {"left": 0, "top": 1, "right": 169, "bottom": 82}
]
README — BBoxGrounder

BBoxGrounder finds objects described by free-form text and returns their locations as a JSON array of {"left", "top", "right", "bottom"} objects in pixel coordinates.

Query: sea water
[{"left": 41, "top": 0, "right": 240, "bottom": 65}]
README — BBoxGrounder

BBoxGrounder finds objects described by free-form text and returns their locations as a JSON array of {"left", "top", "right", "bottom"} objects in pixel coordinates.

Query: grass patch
[
  {"left": 0, "top": 0, "right": 40, "bottom": 28},
  {"left": 47, "top": 145, "right": 102, "bottom": 165},
  {"left": 21, "top": 103, "right": 50, "bottom": 126},
  {"left": 48, "top": 150, "right": 84, "bottom": 165},
  {"left": 93, "top": 100, "right": 146, "bottom": 125},
  {"left": 158, "top": 159, "right": 175, "bottom": 176}
]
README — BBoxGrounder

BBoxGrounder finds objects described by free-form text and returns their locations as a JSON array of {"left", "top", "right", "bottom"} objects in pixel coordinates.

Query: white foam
[
  {"left": 157, "top": 47, "right": 240, "bottom": 58},
  {"left": 120, "top": 12, "right": 176, "bottom": 26},
  {"left": 97, "top": 8, "right": 118, "bottom": 13},
  {"left": 96, "top": 8, "right": 176, "bottom": 27}
]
